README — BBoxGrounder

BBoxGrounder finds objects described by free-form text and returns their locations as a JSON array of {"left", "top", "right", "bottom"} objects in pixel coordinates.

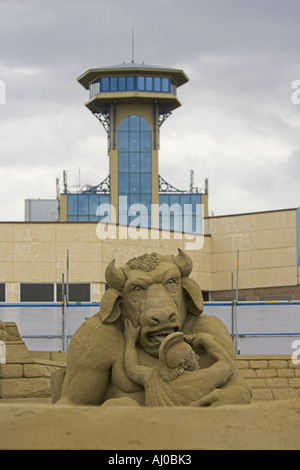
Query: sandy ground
[{"left": 0, "top": 398, "right": 299, "bottom": 450}]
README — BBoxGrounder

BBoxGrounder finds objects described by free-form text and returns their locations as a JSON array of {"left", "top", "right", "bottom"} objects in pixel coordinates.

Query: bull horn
[
  {"left": 105, "top": 259, "right": 127, "bottom": 290},
  {"left": 173, "top": 249, "right": 193, "bottom": 277}
]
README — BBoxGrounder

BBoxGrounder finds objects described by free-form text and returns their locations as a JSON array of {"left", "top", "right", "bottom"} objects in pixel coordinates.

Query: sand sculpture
[{"left": 55, "top": 249, "right": 251, "bottom": 407}]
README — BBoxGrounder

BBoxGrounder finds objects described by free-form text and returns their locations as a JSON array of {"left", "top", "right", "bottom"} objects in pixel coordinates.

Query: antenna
[{"left": 131, "top": 26, "right": 135, "bottom": 63}]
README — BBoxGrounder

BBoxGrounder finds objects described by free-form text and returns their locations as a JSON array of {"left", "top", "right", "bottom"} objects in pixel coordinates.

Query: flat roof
[{"left": 204, "top": 207, "right": 298, "bottom": 219}]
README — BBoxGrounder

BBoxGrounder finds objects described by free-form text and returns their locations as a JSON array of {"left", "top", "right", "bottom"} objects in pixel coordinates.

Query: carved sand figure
[
  {"left": 55, "top": 249, "right": 251, "bottom": 406},
  {"left": 124, "top": 320, "right": 236, "bottom": 406}
]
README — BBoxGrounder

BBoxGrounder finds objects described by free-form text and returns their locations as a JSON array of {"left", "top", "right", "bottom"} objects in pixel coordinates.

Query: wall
[
  {"left": 0, "top": 222, "right": 211, "bottom": 301},
  {"left": 1, "top": 350, "right": 299, "bottom": 402},
  {"left": 205, "top": 208, "right": 298, "bottom": 295},
  {"left": 237, "top": 355, "right": 300, "bottom": 401},
  {"left": 0, "top": 207, "right": 299, "bottom": 302}
]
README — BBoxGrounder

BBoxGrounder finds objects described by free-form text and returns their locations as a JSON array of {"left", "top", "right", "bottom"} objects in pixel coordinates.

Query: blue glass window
[
  {"left": 162, "top": 78, "right": 170, "bottom": 92},
  {"left": 118, "top": 76, "right": 126, "bottom": 91},
  {"left": 146, "top": 77, "right": 153, "bottom": 91},
  {"left": 68, "top": 195, "right": 78, "bottom": 215},
  {"left": 154, "top": 77, "right": 161, "bottom": 92},
  {"left": 97, "top": 76, "right": 174, "bottom": 94},
  {"left": 101, "top": 77, "right": 109, "bottom": 92},
  {"left": 158, "top": 193, "right": 202, "bottom": 234},
  {"left": 110, "top": 76, "right": 118, "bottom": 91},
  {"left": 67, "top": 194, "right": 110, "bottom": 221},
  {"left": 137, "top": 76, "right": 145, "bottom": 91},
  {"left": 127, "top": 76, "right": 135, "bottom": 90},
  {"left": 118, "top": 115, "right": 152, "bottom": 226}
]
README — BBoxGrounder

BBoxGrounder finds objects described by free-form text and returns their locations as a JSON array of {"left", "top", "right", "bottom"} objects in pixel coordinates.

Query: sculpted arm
[
  {"left": 124, "top": 319, "right": 152, "bottom": 387},
  {"left": 57, "top": 316, "right": 116, "bottom": 405}
]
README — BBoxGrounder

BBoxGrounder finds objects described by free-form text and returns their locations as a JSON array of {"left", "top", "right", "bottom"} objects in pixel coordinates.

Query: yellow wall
[
  {"left": 0, "top": 208, "right": 298, "bottom": 302},
  {"left": 0, "top": 222, "right": 211, "bottom": 302},
  {"left": 205, "top": 208, "right": 298, "bottom": 291}
]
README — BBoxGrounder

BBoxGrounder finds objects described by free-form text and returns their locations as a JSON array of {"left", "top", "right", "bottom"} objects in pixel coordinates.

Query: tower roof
[{"left": 77, "top": 62, "right": 189, "bottom": 89}]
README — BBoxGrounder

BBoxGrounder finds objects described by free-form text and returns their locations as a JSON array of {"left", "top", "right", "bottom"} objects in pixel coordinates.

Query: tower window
[
  {"left": 97, "top": 76, "right": 175, "bottom": 94},
  {"left": 118, "top": 115, "right": 152, "bottom": 227}
]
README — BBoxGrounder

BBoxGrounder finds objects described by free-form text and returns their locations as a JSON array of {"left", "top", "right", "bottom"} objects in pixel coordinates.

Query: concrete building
[
  {"left": 0, "top": 206, "right": 299, "bottom": 302},
  {"left": 25, "top": 199, "right": 59, "bottom": 222}
]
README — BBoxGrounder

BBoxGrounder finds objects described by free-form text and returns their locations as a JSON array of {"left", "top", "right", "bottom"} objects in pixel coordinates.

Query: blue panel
[
  {"left": 118, "top": 76, "right": 126, "bottom": 91},
  {"left": 137, "top": 76, "right": 145, "bottom": 91},
  {"left": 129, "top": 115, "right": 140, "bottom": 131},
  {"left": 67, "top": 194, "right": 78, "bottom": 216},
  {"left": 141, "top": 152, "right": 151, "bottom": 171},
  {"left": 118, "top": 115, "right": 152, "bottom": 226},
  {"left": 154, "top": 77, "right": 161, "bottom": 91},
  {"left": 127, "top": 76, "right": 135, "bottom": 91},
  {"left": 101, "top": 77, "right": 109, "bottom": 92},
  {"left": 89, "top": 194, "right": 100, "bottom": 217},
  {"left": 162, "top": 77, "right": 170, "bottom": 92},
  {"left": 146, "top": 77, "right": 153, "bottom": 91},
  {"left": 158, "top": 193, "right": 202, "bottom": 234},
  {"left": 118, "top": 131, "right": 129, "bottom": 151},
  {"left": 297, "top": 207, "right": 300, "bottom": 265},
  {"left": 129, "top": 132, "right": 140, "bottom": 151},
  {"left": 119, "top": 152, "right": 129, "bottom": 172},
  {"left": 78, "top": 194, "right": 89, "bottom": 215}
]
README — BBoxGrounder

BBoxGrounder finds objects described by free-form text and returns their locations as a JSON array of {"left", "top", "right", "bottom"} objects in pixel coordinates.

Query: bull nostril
[
  {"left": 149, "top": 316, "right": 160, "bottom": 326},
  {"left": 169, "top": 313, "right": 176, "bottom": 322}
]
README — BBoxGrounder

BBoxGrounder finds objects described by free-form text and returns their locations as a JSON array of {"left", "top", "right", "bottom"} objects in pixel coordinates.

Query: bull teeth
[{"left": 149, "top": 328, "right": 175, "bottom": 338}]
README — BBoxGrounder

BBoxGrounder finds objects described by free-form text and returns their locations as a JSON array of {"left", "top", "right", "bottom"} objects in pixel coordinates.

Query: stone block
[
  {"left": 50, "top": 351, "right": 67, "bottom": 362},
  {"left": 249, "top": 360, "right": 268, "bottom": 369},
  {"left": 23, "top": 364, "right": 52, "bottom": 378},
  {"left": 245, "top": 378, "right": 266, "bottom": 389},
  {"left": 251, "top": 389, "right": 273, "bottom": 401},
  {"left": 256, "top": 369, "right": 277, "bottom": 378},
  {"left": 268, "top": 360, "right": 288, "bottom": 369},
  {"left": 265, "top": 378, "right": 289, "bottom": 389},
  {"left": 277, "top": 369, "right": 294, "bottom": 378},
  {"left": 236, "top": 360, "right": 249, "bottom": 369},
  {"left": 30, "top": 351, "right": 51, "bottom": 360},
  {"left": 5, "top": 342, "right": 30, "bottom": 360},
  {"left": 288, "top": 360, "right": 300, "bottom": 370},
  {"left": 239, "top": 369, "right": 256, "bottom": 378},
  {"left": 288, "top": 378, "right": 300, "bottom": 389},
  {"left": 0, "top": 364, "right": 23, "bottom": 379},
  {"left": 272, "top": 389, "right": 299, "bottom": 400},
  {"left": 0, "top": 378, "right": 51, "bottom": 398}
]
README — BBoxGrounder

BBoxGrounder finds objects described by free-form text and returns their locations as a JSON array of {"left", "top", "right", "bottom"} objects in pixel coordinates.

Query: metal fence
[{"left": 0, "top": 301, "right": 299, "bottom": 355}]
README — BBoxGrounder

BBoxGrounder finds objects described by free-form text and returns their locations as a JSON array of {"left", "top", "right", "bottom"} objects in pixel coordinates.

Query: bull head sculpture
[{"left": 100, "top": 249, "right": 203, "bottom": 357}]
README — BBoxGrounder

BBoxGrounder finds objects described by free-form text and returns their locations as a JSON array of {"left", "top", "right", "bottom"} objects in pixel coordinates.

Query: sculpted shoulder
[{"left": 68, "top": 312, "right": 124, "bottom": 364}]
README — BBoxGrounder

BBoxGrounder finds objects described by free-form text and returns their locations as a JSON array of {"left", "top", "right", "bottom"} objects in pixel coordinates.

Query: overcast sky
[{"left": 0, "top": 0, "right": 299, "bottom": 220}]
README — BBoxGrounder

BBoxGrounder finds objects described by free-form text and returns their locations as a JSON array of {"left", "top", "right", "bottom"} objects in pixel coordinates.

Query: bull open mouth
[{"left": 148, "top": 328, "right": 178, "bottom": 343}]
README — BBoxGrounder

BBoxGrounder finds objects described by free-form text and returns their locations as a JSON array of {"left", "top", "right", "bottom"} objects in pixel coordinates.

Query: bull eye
[
  {"left": 165, "top": 277, "right": 179, "bottom": 291},
  {"left": 132, "top": 285, "right": 144, "bottom": 292},
  {"left": 166, "top": 277, "right": 177, "bottom": 285}
]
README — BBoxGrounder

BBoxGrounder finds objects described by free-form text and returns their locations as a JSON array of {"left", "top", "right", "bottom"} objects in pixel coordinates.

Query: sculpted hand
[{"left": 124, "top": 318, "right": 141, "bottom": 343}]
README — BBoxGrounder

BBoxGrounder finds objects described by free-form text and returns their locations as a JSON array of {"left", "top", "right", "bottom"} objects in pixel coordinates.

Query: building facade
[{"left": 0, "top": 207, "right": 299, "bottom": 303}]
